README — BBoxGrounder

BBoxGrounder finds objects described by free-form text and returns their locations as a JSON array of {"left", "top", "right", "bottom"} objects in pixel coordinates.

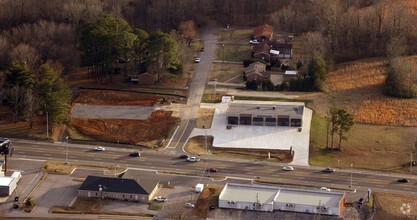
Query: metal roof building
[
  {"left": 226, "top": 100, "right": 304, "bottom": 128},
  {"left": 219, "top": 183, "right": 345, "bottom": 216}
]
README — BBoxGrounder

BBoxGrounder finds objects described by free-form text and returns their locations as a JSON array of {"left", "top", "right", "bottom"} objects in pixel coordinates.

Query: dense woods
[{"left": 0, "top": 0, "right": 416, "bottom": 123}]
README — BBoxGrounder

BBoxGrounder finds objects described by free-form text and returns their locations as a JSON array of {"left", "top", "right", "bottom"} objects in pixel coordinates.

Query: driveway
[{"left": 191, "top": 101, "right": 312, "bottom": 166}]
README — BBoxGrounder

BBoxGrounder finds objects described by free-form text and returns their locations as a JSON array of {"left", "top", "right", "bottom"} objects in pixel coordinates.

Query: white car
[
  {"left": 194, "top": 57, "right": 201, "bottom": 63},
  {"left": 282, "top": 166, "right": 294, "bottom": 171},
  {"left": 249, "top": 40, "right": 260, "bottom": 45},
  {"left": 94, "top": 146, "right": 105, "bottom": 151},
  {"left": 187, "top": 156, "right": 200, "bottom": 162},
  {"left": 185, "top": 202, "right": 195, "bottom": 208},
  {"left": 320, "top": 187, "right": 331, "bottom": 192},
  {"left": 154, "top": 196, "right": 167, "bottom": 202}
]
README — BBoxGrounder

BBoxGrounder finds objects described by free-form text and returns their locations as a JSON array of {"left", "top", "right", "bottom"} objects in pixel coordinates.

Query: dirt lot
[
  {"left": 374, "top": 192, "right": 417, "bottom": 220},
  {"left": 73, "top": 90, "right": 162, "bottom": 106},
  {"left": 70, "top": 110, "right": 179, "bottom": 146}
]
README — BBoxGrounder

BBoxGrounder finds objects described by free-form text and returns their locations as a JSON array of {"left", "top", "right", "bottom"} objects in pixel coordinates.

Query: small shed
[{"left": 138, "top": 72, "right": 158, "bottom": 85}]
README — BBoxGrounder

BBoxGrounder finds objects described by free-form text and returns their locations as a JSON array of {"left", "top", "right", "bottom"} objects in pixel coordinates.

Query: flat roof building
[
  {"left": 226, "top": 100, "right": 304, "bottom": 127},
  {"left": 219, "top": 183, "right": 345, "bottom": 216}
]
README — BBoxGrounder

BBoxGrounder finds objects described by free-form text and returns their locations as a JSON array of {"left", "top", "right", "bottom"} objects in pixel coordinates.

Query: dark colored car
[
  {"left": 358, "top": 198, "right": 364, "bottom": 205},
  {"left": 206, "top": 168, "right": 218, "bottom": 173},
  {"left": 210, "top": 205, "right": 215, "bottom": 210},
  {"left": 398, "top": 178, "right": 409, "bottom": 183},
  {"left": 322, "top": 168, "right": 336, "bottom": 173},
  {"left": 129, "top": 152, "right": 141, "bottom": 157},
  {"left": 200, "top": 47, "right": 205, "bottom": 52},
  {"left": 179, "top": 155, "right": 189, "bottom": 159}
]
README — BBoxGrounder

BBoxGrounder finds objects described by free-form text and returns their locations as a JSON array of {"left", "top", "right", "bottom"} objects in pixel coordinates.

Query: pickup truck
[{"left": 154, "top": 196, "right": 167, "bottom": 202}]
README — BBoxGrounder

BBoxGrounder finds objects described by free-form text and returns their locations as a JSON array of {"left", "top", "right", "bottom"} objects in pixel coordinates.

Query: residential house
[
  {"left": 271, "top": 42, "right": 293, "bottom": 59},
  {"left": 244, "top": 62, "right": 270, "bottom": 82},
  {"left": 137, "top": 72, "right": 158, "bottom": 85},
  {"left": 78, "top": 176, "right": 160, "bottom": 203},
  {"left": 253, "top": 24, "right": 273, "bottom": 42},
  {"left": 252, "top": 42, "right": 272, "bottom": 64}
]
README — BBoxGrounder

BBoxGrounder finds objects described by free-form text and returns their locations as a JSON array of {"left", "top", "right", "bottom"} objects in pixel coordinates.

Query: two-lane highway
[{"left": 11, "top": 140, "right": 417, "bottom": 196}]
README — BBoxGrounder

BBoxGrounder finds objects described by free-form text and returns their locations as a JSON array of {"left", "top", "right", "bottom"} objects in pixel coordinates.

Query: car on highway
[
  {"left": 179, "top": 154, "right": 189, "bottom": 159},
  {"left": 200, "top": 47, "right": 205, "bottom": 52},
  {"left": 185, "top": 202, "right": 195, "bottom": 208},
  {"left": 282, "top": 166, "right": 294, "bottom": 171},
  {"left": 320, "top": 187, "right": 331, "bottom": 192},
  {"left": 249, "top": 39, "right": 260, "bottom": 45},
  {"left": 322, "top": 167, "right": 335, "bottom": 173},
  {"left": 154, "top": 196, "right": 167, "bottom": 202},
  {"left": 94, "top": 146, "right": 105, "bottom": 151},
  {"left": 129, "top": 152, "right": 141, "bottom": 157},
  {"left": 194, "top": 57, "right": 201, "bottom": 63},
  {"left": 187, "top": 156, "right": 200, "bottom": 162},
  {"left": 398, "top": 178, "right": 410, "bottom": 183},
  {"left": 206, "top": 168, "right": 218, "bottom": 172}
]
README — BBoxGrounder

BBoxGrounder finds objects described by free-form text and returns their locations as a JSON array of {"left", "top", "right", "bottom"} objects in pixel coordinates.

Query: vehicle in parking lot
[
  {"left": 320, "top": 187, "right": 331, "bottom": 192},
  {"left": 179, "top": 154, "right": 189, "bottom": 159},
  {"left": 185, "top": 202, "right": 195, "bottom": 208},
  {"left": 398, "top": 178, "right": 410, "bottom": 183},
  {"left": 187, "top": 156, "right": 200, "bottom": 162},
  {"left": 210, "top": 205, "right": 215, "bottom": 210},
  {"left": 358, "top": 198, "right": 365, "bottom": 205},
  {"left": 154, "top": 196, "right": 167, "bottom": 202},
  {"left": 322, "top": 167, "right": 335, "bottom": 173},
  {"left": 129, "top": 152, "right": 140, "bottom": 157},
  {"left": 282, "top": 166, "right": 294, "bottom": 171},
  {"left": 194, "top": 57, "right": 201, "bottom": 63},
  {"left": 94, "top": 146, "right": 105, "bottom": 151},
  {"left": 206, "top": 168, "right": 218, "bottom": 172}
]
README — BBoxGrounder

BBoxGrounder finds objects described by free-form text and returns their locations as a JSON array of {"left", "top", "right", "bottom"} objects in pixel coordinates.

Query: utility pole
[
  {"left": 212, "top": 80, "right": 217, "bottom": 102},
  {"left": 46, "top": 110, "right": 49, "bottom": 139},
  {"left": 350, "top": 163, "right": 353, "bottom": 191},
  {"left": 65, "top": 136, "right": 69, "bottom": 164}
]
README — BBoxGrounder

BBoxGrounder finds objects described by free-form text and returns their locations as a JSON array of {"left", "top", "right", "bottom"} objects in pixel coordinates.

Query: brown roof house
[
  {"left": 138, "top": 72, "right": 158, "bottom": 85},
  {"left": 78, "top": 176, "right": 160, "bottom": 203},
  {"left": 252, "top": 41, "right": 272, "bottom": 63},
  {"left": 253, "top": 24, "right": 273, "bottom": 42},
  {"left": 244, "top": 61, "right": 270, "bottom": 82}
]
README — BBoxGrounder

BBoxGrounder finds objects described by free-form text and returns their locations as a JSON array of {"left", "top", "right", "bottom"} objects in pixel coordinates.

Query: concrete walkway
[{"left": 190, "top": 102, "right": 311, "bottom": 166}]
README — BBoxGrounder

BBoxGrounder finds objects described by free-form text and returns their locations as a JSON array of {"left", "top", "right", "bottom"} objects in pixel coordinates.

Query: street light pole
[
  {"left": 65, "top": 136, "right": 69, "bottom": 164},
  {"left": 350, "top": 163, "right": 353, "bottom": 191}
]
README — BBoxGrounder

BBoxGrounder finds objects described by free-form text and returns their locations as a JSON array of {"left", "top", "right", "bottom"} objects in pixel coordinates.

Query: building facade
[
  {"left": 78, "top": 176, "right": 160, "bottom": 203},
  {"left": 226, "top": 101, "right": 304, "bottom": 128},
  {"left": 219, "top": 183, "right": 345, "bottom": 216}
]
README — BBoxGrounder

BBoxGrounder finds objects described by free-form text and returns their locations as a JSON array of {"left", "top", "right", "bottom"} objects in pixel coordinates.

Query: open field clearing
[
  {"left": 374, "top": 192, "right": 417, "bottom": 220},
  {"left": 218, "top": 28, "right": 252, "bottom": 42},
  {"left": 215, "top": 44, "right": 252, "bottom": 61},
  {"left": 73, "top": 91, "right": 162, "bottom": 106},
  {"left": 208, "top": 63, "right": 244, "bottom": 83}
]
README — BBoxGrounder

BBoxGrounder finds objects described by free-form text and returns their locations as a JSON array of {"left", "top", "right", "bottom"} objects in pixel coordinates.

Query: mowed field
[{"left": 309, "top": 56, "right": 417, "bottom": 172}]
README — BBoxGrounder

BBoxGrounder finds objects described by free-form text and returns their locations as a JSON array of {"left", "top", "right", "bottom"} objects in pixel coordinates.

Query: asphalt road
[
  {"left": 11, "top": 139, "right": 417, "bottom": 196},
  {"left": 166, "top": 27, "right": 219, "bottom": 152}
]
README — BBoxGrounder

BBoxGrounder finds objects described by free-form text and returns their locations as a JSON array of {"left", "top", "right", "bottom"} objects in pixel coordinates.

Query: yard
[
  {"left": 208, "top": 63, "right": 245, "bottom": 83},
  {"left": 215, "top": 44, "right": 252, "bottom": 62}
]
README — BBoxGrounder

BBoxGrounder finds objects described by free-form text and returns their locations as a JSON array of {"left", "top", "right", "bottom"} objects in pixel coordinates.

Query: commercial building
[
  {"left": 226, "top": 100, "right": 304, "bottom": 127},
  {"left": 219, "top": 183, "right": 345, "bottom": 216},
  {"left": 78, "top": 176, "right": 160, "bottom": 203}
]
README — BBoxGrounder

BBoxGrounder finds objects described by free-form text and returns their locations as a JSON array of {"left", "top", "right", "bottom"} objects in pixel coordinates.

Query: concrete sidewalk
[{"left": 191, "top": 102, "right": 311, "bottom": 166}]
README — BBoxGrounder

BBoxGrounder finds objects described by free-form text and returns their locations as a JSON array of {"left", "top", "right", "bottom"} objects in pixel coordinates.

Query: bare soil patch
[
  {"left": 70, "top": 110, "right": 179, "bottom": 146},
  {"left": 195, "top": 108, "right": 215, "bottom": 129},
  {"left": 374, "top": 192, "right": 417, "bottom": 220}
]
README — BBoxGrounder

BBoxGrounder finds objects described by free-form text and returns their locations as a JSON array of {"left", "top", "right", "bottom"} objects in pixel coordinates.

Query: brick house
[{"left": 244, "top": 62, "right": 270, "bottom": 82}]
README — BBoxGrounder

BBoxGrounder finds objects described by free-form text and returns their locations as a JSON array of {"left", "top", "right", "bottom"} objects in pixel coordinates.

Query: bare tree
[
  {"left": 302, "top": 32, "right": 326, "bottom": 60},
  {"left": 10, "top": 44, "right": 40, "bottom": 69},
  {"left": 178, "top": 20, "right": 198, "bottom": 47}
]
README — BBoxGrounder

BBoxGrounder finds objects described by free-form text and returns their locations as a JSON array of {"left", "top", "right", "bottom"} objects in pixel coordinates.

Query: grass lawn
[
  {"left": 374, "top": 192, "right": 417, "bottom": 219},
  {"left": 43, "top": 161, "right": 126, "bottom": 175},
  {"left": 208, "top": 63, "right": 244, "bottom": 83},
  {"left": 218, "top": 28, "right": 252, "bottom": 42},
  {"left": 215, "top": 44, "right": 252, "bottom": 61},
  {"left": 193, "top": 184, "right": 223, "bottom": 218},
  {"left": 195, "top": 108, "right": 215, "bottom": 129}
]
